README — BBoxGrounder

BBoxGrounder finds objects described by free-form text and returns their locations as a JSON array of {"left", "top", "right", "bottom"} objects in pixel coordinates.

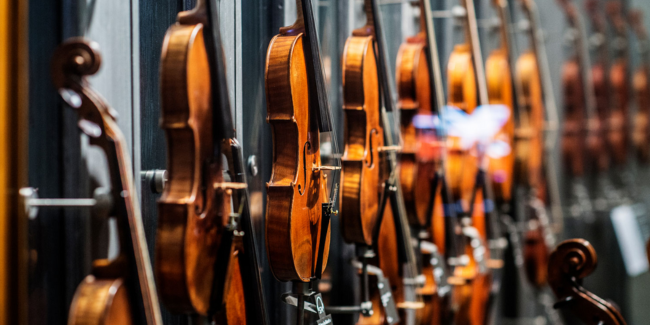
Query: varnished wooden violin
[
  {"left": 351, "top": 0, "right": 429, "bottom": 323},
  {"left": 446, "top": 0, "right": 499, "bottom": 323},
  {"left": 486, "top": 0, "right": 515, "bottom": 206},
  {"left": 558, "top": 0, "right": 600, "bottom": 179},
  {"left": 396, "top": 0, "right": 461, "bottom": 323},
  {"left": 548, "top": 239, "right": 627, "bottom": 325},
  {"left": 156, "top": 0, "right": 232, "bottom": 315},
  {"left": 516, "top": 0, "right": 556, "bottom": 290},
  {"left": 605, "top": 1, "right": 630, "bottom": 166},
  {"left": 157, "top": 0, "right": 269, "bottom": 323},
  {"left": 630, "top": 10, "right": 650, "bottom": 163},
  {"left": 265, "top": 0, "right": 332, "bottom": 283},
  {"left": 340, "top": 1, "right": 383, "bottom": 247},
  {"left": 52, "top": 39, "right": 163, "bottom": 325}
]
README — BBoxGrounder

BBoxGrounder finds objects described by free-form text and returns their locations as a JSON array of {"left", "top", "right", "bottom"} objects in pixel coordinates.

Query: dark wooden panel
[{"left": 27, "top": 0, "right": 66, "bottom": 324}]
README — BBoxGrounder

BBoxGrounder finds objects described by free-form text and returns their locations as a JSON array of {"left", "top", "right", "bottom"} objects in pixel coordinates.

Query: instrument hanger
[
  {"left": 548, "top": 239, "right": 627, "bottom": 325},
  {"left": 52, "top": 39, "right": 163, "bottom": 325}
]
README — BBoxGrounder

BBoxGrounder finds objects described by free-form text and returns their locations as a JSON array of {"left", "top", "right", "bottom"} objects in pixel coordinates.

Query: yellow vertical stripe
[{"left": 0, "top": 0, "right": 28, "bottom": 323}]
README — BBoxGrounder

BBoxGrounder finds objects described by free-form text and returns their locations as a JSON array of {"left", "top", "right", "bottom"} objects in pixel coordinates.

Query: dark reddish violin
[
  {"left": 52, "top": 39, "right": 163, "bottom": 325},
  {"left": 630, "top": 10, "right": 650, "bottom": 163},
  {"left": 548, "top": 239, "right": 627, "bottom": 325},
  {"left": 558, "top": 0, "right": 601, "bottom": 179},
  {"left": 605, "top": 1, "right": 630, "bottom": 166}
]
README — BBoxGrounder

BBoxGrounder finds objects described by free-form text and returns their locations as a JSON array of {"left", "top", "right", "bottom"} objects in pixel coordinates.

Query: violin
[
  {"left": 265, "top": 0, "right": 332, "bottom": 283},
  {"left": 156, "top": 0, "right": 232, "bottom": 315},
  {"left": 156, "top": 0, "right": 262, "bottom": 322},
  {"left": 605, "top": 1, "right": 630, "bottom": 166},
  {"left": 396, "top": 2, "right": 436, "bottom": 229},
  {"left": 516, "top": 0, "right": 556, "bottom": 289},
  {"left": 583, "top": 0, "right": 611, "bottom": 173},
  {"left": 354, "top": 0, "right": 430, "bottom": 323},
  {"left": 548, "top": 239, "right": 627, "bottom": 325},
  {"left": 558, "top": 0, "right": 600, "bottom": 179},
  {"left": 396, "top": 0, "right": 460, "bottom": 322},
  {"left": 340, "top": 0, "right": 383, "bottom": 247},
  {"left": 486, "top": 0, "right": 515, "bottom": 206},
  {"left": 52, "top": 39, "right": 163, "bottom": 325},
  {"left": 446, "top": 0, "right": 498, "bottom": 323},
  {"left": 339, "top": 1, "right": 387, "bottom": 322},
  {"left": 630, "top": 10, "right": 650, "bottom": 163}
]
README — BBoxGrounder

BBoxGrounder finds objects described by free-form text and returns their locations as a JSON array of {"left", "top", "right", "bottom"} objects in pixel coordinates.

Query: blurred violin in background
[{"left": 52, "top": 39, "right": 163, "bottom": 325}]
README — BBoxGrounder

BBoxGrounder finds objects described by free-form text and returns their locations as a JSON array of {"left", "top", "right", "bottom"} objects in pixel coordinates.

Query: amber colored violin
[
  {"left": 265, "top": 0, "right": 332, "bottom": 283},
  {"left": 396, "top": 0, "right": 461, "bottom": 322},
  {"left": 486, "top": 0, "right": 515, "bottom": 206},
  {"left": 516, "top": 0, "right": 553, "bottom": 289},
  {"left": 52, "top": 39, "right": 163, "bottom": 325},
  {"left": 155, "top": 0, "right": 254, "bottom": 322},
  {"left": 340, "top": 2, "right": 383, "bottom": 247},
  {"left": 605, "top": 1, "right": 630, "bottom": 166},
  {"left": 630, "top": 10, "right": 650, "bottom": 163},
  {"left": 548, "top": 239, "right": 627, "bottom": 325},
  {"left": 339, "top": 1, "right": 386, "bottom": 322},
  {"left": 446, "top": 0, "right": 497, "bottom": 323}
]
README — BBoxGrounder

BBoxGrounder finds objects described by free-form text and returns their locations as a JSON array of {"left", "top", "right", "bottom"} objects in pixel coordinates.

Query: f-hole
[
  {"left": 366, "top": 129, "right": 378, "bottom": 168},
  {"left": 298, "top": 142, "right": 311, "bottom": 195}
]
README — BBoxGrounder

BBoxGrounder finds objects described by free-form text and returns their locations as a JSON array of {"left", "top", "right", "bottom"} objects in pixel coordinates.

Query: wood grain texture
[
  {"left": 340, "top": 35, "right": 382, "bottom": 245},
  {"left": 265, "top": 34, "right": 330, "bottom": 282}
]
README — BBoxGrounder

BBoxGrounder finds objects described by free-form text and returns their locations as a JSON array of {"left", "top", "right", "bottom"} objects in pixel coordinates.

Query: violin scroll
[
  {"left": 548, "top": 239, "right": 627, "bottom": 325},
  {"left": 51, "top": 39, "right": 102, "bottom": 90}
]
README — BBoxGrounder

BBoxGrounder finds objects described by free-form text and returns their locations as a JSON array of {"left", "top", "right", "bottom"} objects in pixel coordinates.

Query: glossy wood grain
[
  {"left": 265, "top": 6, "right": 330, "bottom": 281},
  {"left": 340, "top": 34, "right": 383, "bottom": 245}
]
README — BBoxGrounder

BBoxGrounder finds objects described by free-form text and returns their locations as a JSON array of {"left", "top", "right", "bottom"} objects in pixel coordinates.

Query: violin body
[
  {"left": 485, "top": 48, "right": 514, "bottom": 203},
  {"left": 633, "top": 65, "right": 650, "bottom": 162},
  {"left": 68, "top": 277, "right": 133, "bottom": 325},
  {"left": 446, "top": 43, "right": 490, "bottom": 325},
  {"left": 340, "top": 34, "right": 383, "bottom": 245},
  {"left": 609, "top": 60, "right": 629, "bottom": 165},
  {"left": 561, "top": 59, "right": 587, "bottom": 177},
  {"left": 516, "top": 51, "right": 550, "bottom": 288},
  {"left": 265, "top": 30, "right": 330, "bottom": 282},
  {"left": 396, "top": 32, "right": 436, "bottom": 227},
  {"left": 156, "top": 20, "right": 229, "bottom": 315}
]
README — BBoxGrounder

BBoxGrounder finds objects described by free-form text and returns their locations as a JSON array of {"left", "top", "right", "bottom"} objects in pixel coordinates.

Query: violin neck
[
  {"left": 201, "top": 0, "right": 236, "bottom": 143},
  {"left": 367, "top": 0, "right": 397, "bottom": 114},
  {"left": 571, "top": 4, "right": 598, "bottom": 121},
  {"left": 523, "top": 0, "right": 559, "bottom": 125},
  {"left": 462, "top": 0, "right": 489, "bottom": 105},
  {"left": 292, "top": 0, "right": 333, "bottom": 132}
]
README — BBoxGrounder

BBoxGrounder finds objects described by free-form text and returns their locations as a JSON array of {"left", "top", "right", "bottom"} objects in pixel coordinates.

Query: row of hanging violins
[{"left": 41, "top": 0, "right": 650, "bottom": 324}]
